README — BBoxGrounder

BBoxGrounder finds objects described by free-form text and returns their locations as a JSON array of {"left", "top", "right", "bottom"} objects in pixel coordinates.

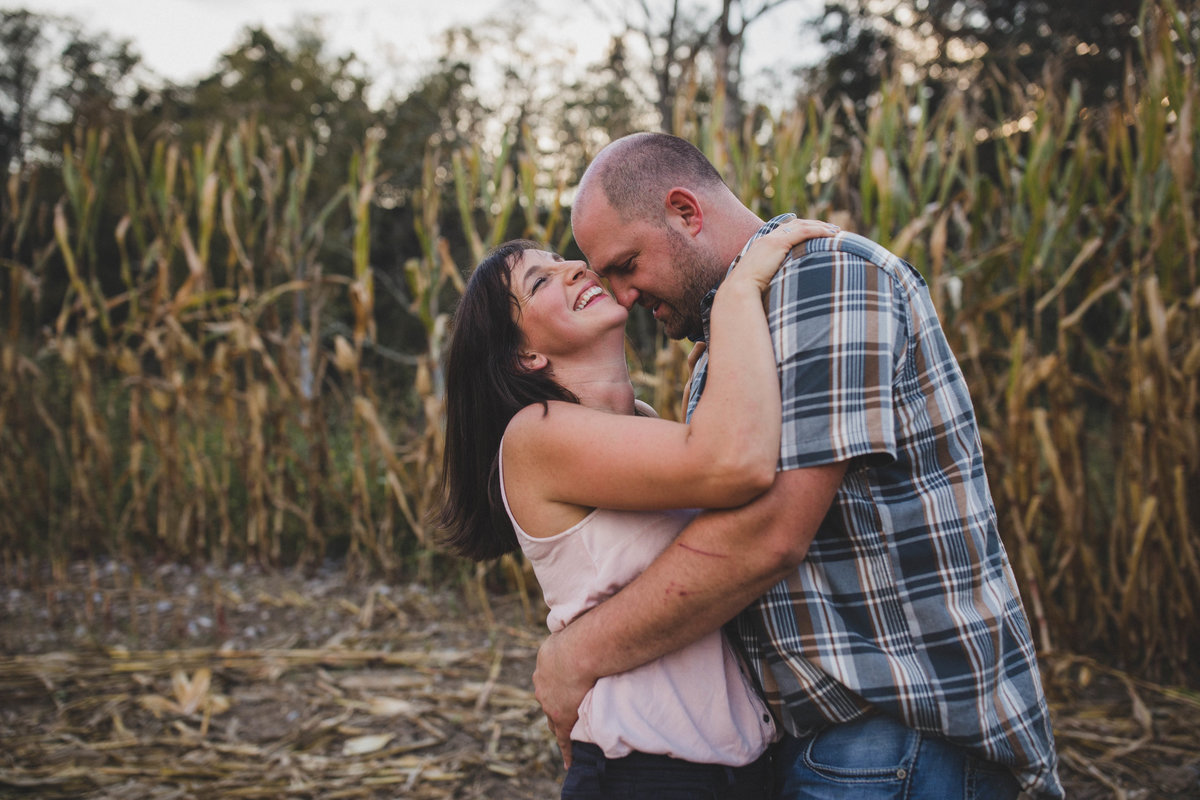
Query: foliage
[
  {"left": 0, "top": 10, "right": 43, "bottom": 174},
  {"left": 582, "top": 0, "right": 803, "bottom": 131},
  {"left": 808, "top": 0, "right": 1172, "bottom": 115},
  {"left": 0, "top": 9, "right": 139, "bottom": 179}
]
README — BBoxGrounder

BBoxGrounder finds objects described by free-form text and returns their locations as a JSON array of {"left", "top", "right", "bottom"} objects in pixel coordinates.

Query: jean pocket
[{"left": 803, "top": 714, "right": 919, "bottom": 781}]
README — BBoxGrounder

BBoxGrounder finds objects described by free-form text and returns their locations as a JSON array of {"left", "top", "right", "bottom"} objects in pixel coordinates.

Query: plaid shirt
[{"left": 686, "top": 216, "right": 1063, "bottom": 797}]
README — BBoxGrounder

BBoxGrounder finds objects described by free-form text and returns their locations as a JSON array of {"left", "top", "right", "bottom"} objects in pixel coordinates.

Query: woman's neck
[{"left": 552, "top": 357, "right": 636, "bottom": 416}]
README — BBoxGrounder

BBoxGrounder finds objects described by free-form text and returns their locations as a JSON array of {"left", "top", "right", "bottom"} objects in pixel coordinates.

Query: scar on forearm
[{"left": 675, "top": 542, "right": 727, "bottom": 558}]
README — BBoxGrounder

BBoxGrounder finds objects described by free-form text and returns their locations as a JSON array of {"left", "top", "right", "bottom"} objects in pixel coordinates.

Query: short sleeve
[{"left": 769, "top": 246, "right": 907, "bottom": 471}]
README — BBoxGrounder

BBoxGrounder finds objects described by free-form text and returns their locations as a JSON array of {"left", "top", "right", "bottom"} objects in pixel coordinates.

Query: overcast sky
[{"left": 9, "top": 0, "right": 821, "bottom": 102}]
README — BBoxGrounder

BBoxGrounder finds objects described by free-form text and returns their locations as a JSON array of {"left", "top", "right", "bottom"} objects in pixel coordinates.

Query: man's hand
[
  {"left": 682, "top": 340, "right": 706, "bottom": 415},
  {"left": 687, "top": 340, "right": 707, "bottom": 373},
  {"left": 533, "top": 629, "right": 595, "bottom": 770}
]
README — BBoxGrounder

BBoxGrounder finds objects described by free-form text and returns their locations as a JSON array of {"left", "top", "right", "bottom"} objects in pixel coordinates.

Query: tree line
[{"left": 2, "top": 0, "right": 1154, "bottom": 358}]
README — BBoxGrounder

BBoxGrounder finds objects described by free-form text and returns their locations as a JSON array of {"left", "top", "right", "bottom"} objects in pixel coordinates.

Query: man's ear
[
  {"left": 665, "top": 187, "right": 703, "bottom": 235},
  {"left": 519, "top": 350, "right": 549, "bottom": 372}
]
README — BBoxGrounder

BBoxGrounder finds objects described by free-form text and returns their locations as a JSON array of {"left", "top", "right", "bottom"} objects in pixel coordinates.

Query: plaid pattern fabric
[{"left": 686, "top": 216, "right": 1063, "bottom": 797}]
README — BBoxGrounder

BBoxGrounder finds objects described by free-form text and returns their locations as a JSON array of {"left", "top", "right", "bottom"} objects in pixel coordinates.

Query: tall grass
[
  {"left": 0, "top": 3, "right": 1195, "bottom": 679},
  {"left": 5, "top": 122, "right": 381, "bottom": 574}
]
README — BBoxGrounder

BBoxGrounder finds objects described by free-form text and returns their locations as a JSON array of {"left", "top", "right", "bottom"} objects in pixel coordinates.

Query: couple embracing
[{"left": 437, "top": 132, "right": 1063, "bottom": 800}]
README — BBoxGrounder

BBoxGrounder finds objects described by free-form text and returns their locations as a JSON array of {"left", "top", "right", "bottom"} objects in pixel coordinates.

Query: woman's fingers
[
  {"left": 774, "top": 218, "right": 839, "bottom": 243},
  {"left": 736, "top": 218, "right": 840, "bottom": 289}
]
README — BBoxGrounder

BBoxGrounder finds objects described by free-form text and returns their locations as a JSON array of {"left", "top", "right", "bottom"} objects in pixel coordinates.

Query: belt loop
[{"left": 723, "top": 765, "right": 735, "bottom": 786}]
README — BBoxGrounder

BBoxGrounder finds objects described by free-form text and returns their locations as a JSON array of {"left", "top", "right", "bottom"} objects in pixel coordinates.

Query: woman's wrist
[{"left": 717, "top": 274, "right": 770, "bottom": 301}]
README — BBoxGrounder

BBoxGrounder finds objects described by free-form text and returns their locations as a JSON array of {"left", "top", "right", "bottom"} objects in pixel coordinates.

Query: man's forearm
[
  {"left": 566, "top": 511, "right": 786, "bottom": 679},
  {"left": 564, "top": 464, "right": 845, "bottom": 681}
]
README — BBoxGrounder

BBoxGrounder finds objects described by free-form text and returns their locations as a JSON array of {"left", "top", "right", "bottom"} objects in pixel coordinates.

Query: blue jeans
[
  {"left": 562, "top": 741, "right": 773, "bottom": 799},
  {"left": 774, "top": 713, "right": 1022, "bottom": 800}
]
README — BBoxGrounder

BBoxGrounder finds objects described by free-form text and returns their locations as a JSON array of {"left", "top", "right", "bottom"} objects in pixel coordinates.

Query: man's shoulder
[
  {"left": 780, "top": 231, "right": 925, "bottom": 292},
  {"left": 791, "top": 231, "right": 908, "bottom": 270}
]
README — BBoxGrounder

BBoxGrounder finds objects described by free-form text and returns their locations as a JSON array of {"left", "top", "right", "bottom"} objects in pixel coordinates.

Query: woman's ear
[{"left": 519, "top": 350, "right": 549, "bottom": 372}]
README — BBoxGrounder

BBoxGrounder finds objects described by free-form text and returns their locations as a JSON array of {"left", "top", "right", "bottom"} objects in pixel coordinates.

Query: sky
[{"left": 8, "top": 0, "right": 822, "bottom": 103}]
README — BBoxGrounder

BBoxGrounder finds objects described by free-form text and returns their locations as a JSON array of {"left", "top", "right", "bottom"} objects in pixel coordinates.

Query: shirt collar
[{"left": 696, "top": 213, "right": 797, "bottom": 344}]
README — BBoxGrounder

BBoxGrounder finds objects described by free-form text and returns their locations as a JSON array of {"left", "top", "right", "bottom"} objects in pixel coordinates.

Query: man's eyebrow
[{"left": 596, "top": 250, "right": 634, "bottom": 277}]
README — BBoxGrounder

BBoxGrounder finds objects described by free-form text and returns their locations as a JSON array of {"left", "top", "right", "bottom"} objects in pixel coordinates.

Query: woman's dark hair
[{"left": 434, "top": 240, "right": 578, "bottom": 561}]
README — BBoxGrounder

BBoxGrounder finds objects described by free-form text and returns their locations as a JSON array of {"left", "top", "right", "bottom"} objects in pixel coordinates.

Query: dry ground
[{"left": 1, "top": 560, "right": 1197, "bottom": 799}]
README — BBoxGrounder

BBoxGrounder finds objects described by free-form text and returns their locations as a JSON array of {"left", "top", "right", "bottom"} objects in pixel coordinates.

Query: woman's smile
[{"left": 574, "top": 285, "right": 607, "bottom": 311}]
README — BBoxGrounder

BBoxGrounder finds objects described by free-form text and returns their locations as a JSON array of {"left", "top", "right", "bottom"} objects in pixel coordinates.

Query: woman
[{"left": 436, "top": 219, "right": 835, "bottom": 798}]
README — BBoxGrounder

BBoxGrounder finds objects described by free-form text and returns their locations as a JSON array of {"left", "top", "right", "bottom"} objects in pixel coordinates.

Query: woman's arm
[
  {"left": 682, "top": 218, "right": 818, "bottom": 493},
  {"left": 506, "top": 219, "right": 837, "bottom": 513}
]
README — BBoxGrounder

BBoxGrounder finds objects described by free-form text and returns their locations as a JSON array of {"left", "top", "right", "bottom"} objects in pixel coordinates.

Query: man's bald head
[{"left": 574, "top": 132, "right": 729, "bottom": 228}]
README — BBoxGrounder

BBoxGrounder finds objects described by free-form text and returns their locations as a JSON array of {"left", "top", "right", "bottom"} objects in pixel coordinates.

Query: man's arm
[{"left": 534, "top": 462, "right": 846, "bottom": 762}]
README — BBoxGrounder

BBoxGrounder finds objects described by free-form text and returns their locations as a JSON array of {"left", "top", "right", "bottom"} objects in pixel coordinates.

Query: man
[{"left": 535, "top": 132, "right": 1063, "bottom": 798}]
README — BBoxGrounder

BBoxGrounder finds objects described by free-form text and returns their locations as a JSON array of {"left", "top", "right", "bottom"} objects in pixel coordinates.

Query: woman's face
[{"left": 509, "top": 249, "right": 627, "bottom": 364}]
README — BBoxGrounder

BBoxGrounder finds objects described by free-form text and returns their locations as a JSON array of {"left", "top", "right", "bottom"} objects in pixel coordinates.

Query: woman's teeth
[{"left": 574, "top": 286, "right": 604, "bottom": 310}]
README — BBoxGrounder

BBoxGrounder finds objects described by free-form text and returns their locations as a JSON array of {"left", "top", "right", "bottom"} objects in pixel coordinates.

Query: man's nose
[{"left": 607, "top": 278, "right": 638, "bottom": 309}]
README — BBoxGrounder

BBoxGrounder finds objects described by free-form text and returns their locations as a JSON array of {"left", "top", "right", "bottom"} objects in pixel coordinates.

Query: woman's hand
[{"left": 730, "top": 218, "right": 839, "bottom": 293}]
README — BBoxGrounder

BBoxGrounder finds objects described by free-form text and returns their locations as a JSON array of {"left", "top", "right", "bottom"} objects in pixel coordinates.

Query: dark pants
[{"left": 562, "top": 741, "right": 773, "bottom": 800}]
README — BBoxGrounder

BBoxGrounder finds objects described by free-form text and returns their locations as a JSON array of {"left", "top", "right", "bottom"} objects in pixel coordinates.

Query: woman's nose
[{"left": 564, "top": 261, "right": 587, "bottom": 283}]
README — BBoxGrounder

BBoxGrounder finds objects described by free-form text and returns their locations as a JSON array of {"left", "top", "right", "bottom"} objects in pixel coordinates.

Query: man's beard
[{"left": 663, "top": 226, "right": 719, "bottom": 341}]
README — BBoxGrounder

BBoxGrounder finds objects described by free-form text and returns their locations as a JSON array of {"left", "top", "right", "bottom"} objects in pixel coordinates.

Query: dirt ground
[{"left": 1, "top": 559, "right": 1197, "bottom": 799}]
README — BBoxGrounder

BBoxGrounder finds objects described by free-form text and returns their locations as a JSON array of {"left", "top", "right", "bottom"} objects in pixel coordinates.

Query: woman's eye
[{"left": 532, "top": 277, "right": 547, "bottom": 292}]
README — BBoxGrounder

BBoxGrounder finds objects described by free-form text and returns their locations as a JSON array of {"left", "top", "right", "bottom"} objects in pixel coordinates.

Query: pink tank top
[{"left": 500, "top": 434, "right": 776, "bottom": 765}]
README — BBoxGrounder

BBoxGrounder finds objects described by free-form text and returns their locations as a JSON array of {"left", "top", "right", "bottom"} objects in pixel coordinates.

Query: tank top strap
[{"left": 496, "top": 433, "right": 530, "bottom": 539}]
